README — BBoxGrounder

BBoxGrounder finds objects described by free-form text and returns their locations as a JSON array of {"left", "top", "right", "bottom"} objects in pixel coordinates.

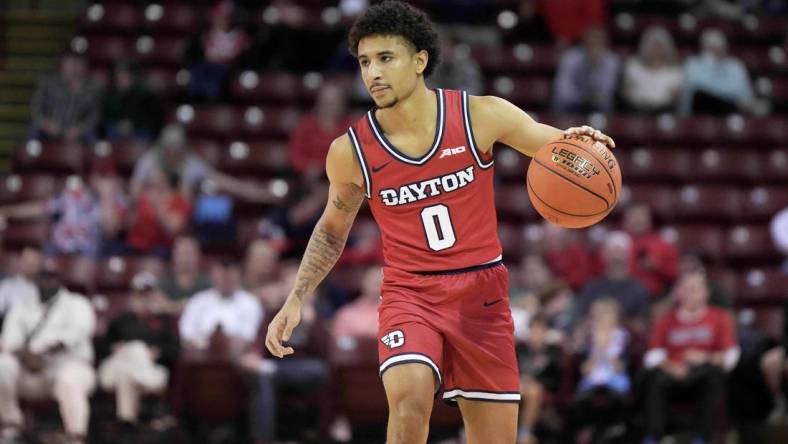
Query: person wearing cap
[
  {"left": 28, "top": 50, "right": 101, "bottom": 147},
  {"left": 129, "top": 123, "right": 276, "bottom": 203},
  {"left": 98, "top": 271, "right": 177, "bottom": 434},
  {"left": 0, "top": 268, "right": 96, "bottom": 444},
  {"left": 679, "top": 28, "right": 755, "bottom": 116}
]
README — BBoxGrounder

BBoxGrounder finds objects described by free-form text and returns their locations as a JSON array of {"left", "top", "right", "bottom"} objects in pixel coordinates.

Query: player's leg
[
  {"left": 382, "top": 363, "right": 437, "bottom": 444},
  {"left": 457, "top": 398, "right": 518, "bottom": 444}
]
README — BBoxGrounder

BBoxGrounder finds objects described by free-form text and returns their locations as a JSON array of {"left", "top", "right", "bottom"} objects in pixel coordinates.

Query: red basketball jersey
[{"left": 348, "top": 89, "right": 502, "bottom": 272}]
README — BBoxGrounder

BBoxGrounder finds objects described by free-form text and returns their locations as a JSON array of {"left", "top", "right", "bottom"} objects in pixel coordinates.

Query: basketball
[{"left": 527, "top": 134, "right": 622, "bottom": 229}]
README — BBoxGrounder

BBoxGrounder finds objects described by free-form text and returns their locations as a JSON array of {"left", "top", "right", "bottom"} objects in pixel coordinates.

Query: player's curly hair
[{"left": 348, "top": 0, "right": 441, "bottom": 78}]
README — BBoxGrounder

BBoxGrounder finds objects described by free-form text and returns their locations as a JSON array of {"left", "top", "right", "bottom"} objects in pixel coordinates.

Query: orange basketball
[{"left": 526, "top": 134, "right": 622, "bottom": 229}]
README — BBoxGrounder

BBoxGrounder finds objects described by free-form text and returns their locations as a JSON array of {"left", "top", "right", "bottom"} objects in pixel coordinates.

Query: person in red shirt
[
  {"left": 287, "top": 83, "right": 353, "bottom": 179},
  {"left": 541, "top": 221, "right": 596, "bottom": 290},
  {"left": 126, "top": 168, "right": 191, "bottom": 256},
  {"left": 642, "top": 269, "right": 739, "bottom": 444},
  {"left": 623, "top": 202, "right": 679, "bottom": 298}
]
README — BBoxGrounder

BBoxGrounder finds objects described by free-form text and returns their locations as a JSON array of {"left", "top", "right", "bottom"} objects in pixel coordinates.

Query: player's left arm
[{"left": 468, "top": 95, "right": 616, "bottom": 157}]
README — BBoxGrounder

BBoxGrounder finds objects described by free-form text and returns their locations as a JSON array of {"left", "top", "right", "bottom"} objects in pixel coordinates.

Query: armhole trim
[
  {"left": 348, "top": 127, "right": 372, "bottom": 199},
  {"left": 462, "top": 91, "right": 494, "bottom": 170}
]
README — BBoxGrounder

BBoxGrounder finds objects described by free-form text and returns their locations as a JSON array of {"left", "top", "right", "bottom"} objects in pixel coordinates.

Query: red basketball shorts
[{"left": 377, "top": 261, "right": 521, "bottom": 404}]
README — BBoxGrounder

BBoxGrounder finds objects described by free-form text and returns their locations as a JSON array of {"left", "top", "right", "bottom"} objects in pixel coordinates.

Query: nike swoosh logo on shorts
[{"left": 483, "top": 299, "right": 502, "bottom": 307}]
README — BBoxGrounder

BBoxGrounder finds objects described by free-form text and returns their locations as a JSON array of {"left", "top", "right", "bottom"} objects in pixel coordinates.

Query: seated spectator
[
  {"left": 101, "top": 60, "right": 163, "bottom": 142},
  {"left": 239, "top": 262, "right": 331, "bottom": 444},
  {"left": 158, "top": 234, "right": 210, "bottom": 312},
  {"left": 542, "top": 222, "right": 596, "bottom": 290},
  {"left": 428, "top": 35, "right": 483, "bottom": 95},
  {"left": 28, "top": 49, "right": 101, "bottom": 147},
  {"left": 178, "top": 258, "right": 262, "bottom": 352},
  {"left": 183, "top": 0, "right": 250, "bottom": 100},
  {"left": 642, "top": 269, "right": 739, "bottom": 444},
  {"left": 679, "top": 28, "right": 755, "bottom": 116},
  {"left": 98, "top": 272, "right": 177, "bottom": 432},
  {"left": 623, "top": 203, "right": 679, "bottom": 298},
  {"left": 517, "top": 315, "right": 563, "bottom": 444},
  {"left": 243, "top": 239, "right": 281, "bottom": 294},
  {"left": 126, "top": 168, "right": 191, "bottom": 257},
  {"left": 287, "top": 84, "right": 353, "bottom": 179},
  {"left": 679, "top": 254, "right": 732, "bottom": 309},
  {"left": 573, "top": 231, "right": 650, "bottom": 325},
  {"left": 0, "top": 269, "right": 96, "bottom": 444},
  {"left": 0, "top": 169, "right": 126, "bottom": 257},
  {"left": 332, "top": 266, "right": 382, "bottom": 339},
  {"left": 0, "top": 246, "right": 42, "bottom": 322},
  {"left": 131, "top": 123, "right": 271, "bottom": 203},
  {"left": 621, "top": 26, "right": 684, "bottom": 114},
  {"left": 552, "top": 26, "right": 620, "bottom": 114}
]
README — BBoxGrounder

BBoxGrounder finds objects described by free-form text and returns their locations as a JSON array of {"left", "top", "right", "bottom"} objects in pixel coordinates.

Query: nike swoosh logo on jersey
[
  {"left": 372, "top": 161, "right": 391, "bottom": 173},
  {"left": 483, "top": 299, "right": 502, "bottom": 307}
]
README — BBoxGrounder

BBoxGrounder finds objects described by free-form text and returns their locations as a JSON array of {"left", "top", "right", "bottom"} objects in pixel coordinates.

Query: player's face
[{"left": 357, "top": 35, "right": 428, "bottom": 109}]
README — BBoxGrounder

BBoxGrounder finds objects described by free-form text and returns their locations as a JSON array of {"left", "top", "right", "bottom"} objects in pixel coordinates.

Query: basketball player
[{"left": 266, "top": 2, "right": 616, "bottom": 443}]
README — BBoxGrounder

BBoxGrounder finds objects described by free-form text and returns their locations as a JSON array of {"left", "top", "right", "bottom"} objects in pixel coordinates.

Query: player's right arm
[{"left": 265, "top": 134, "right": 366, "bottom": 358}]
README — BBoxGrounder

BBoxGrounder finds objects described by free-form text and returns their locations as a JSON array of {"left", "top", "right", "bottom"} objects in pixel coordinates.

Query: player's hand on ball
[
  {"left": 265, "top": 300, "right": 301, "bottom": 358},
  {"left": 565, "top": 125, "right": 616, "bottom": 150}
]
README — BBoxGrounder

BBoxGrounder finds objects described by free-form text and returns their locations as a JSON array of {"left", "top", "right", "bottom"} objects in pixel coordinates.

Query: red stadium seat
[
  {"left": 142, "top": 2, "right": 203, "bottom": 33},
  {"left": 241, "top": 106, "right": 302, "bottom": 139},
  {"left": 175, "top": 106, "right": 241, "bottom": 138},
  {"left": 230, "top": 71, "right": 303, "bottom": 104},
  {"left": 13, "top": 141, "right": 85, "bottom": 175},
  {"left": 605, "top": 116, "right": 658, "bottom": 146},
  {"left": 763, "top": 148, "right": 788, "bottom": 182},
  {"left": 496, "top": 184, "right": 538, "bottom": 221},
  {"left": 144, "top": 67, "right": 180, "bottom": 96},
  {"left": 653, "top": 116, "right": 722, "bottom": 145},
  {"left": 741, "top": 186, "right": 788, "bottom": 221},
  {"left": 135, "top": 35, "right": 186, "bottom": 67},
  {"left": 219, "top": 140, "right": 289, "bottom": 176},
  {"left": 2, "top": 220, "right": 49, "bottom": 250},
  {"left": 493, "top": 146, "right": 529, "bottom": 182},
  {"left": 95, "top": 256, "right": 165, "bottom": 291},
  {"left": 725, "top": 224, "right": 781, "bottom": 263},
  {"left": 0, "top": 175, "right": 58, "bottom": 205},
  {"left": 472, "top": 44, "right": 558, "bottom": 74},
  {"left": 52, "top": 256, "right": 97, "bottom": 295},
  {"left": 661, "top": 225, "right": 724, "bottom": 262},
  {"left": 80, "top": 3, "right": 141, "bottom": 33},
  {"left": 619, "top": 147, "right": 691, "bottom": 183},
  {"left": 737, "top": 268, "right": 788, "bottom": 303},
  {"left": 693, "top": 148, "right": 762, "bottom": 183},
  {"left": 488, "top": 75, "right": 551, "bottom": 109},
  {"left": 90, "top": 140, "right": 148, "bottom": 177},
  {"left": 673, "top": 185, "right": 742, "bottom": 222},
  {"left": 85, "top": 35, "right": 133, "bottom": 65},
  {"left": 620, "top": 185, "right": 675, "bottom": 222}
]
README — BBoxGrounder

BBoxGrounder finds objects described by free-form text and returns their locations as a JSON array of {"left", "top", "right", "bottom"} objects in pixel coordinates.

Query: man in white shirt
[
  {"left": 0, "top": 246, "right": 43, "bottom": 321},
  {"left": 179, "top": 258, "right": 263, "bottom": 351},
  {"left": 0, "top": 269, "right": 96, "bottom": 444}
]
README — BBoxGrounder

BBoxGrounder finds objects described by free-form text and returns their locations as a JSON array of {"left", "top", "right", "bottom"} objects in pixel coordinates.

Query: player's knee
[{"left": 390, "top": 392, "right": 432, "bottom": 425}]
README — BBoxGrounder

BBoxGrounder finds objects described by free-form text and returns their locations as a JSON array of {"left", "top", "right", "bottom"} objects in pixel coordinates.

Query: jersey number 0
[{"left": 420, "top": 204, "right": 456, "bottom": 251}]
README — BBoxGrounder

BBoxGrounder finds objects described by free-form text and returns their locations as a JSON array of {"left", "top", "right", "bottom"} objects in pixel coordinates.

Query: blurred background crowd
[{"left": 0, "top": 0, "right": 787, "bottom": 443}]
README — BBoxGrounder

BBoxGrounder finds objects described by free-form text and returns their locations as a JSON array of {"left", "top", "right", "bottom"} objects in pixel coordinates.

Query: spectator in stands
[
  {"left": 623, "top": 202, "right": 679, "bottom": 298},
  {"left": 287, "top": 84, "right": 353, "bottom": 178},
  {"left": 642, "top": 269, "right": 739, "bottom": 444},
  {"left": 770, "top": 206, "right": 788, "bottom": 274},
  {"left": 98, "top": 272, "right": 177, "bottom": 431},
  {"left": 573, "top": 231, "right": 650, "bottom": 323},
  {"left": 679, "top": 28, "right": 755, "bottom": 116},
  {"left": 179, "top": 258, "right": 262, "bottom": 351},
  {"left": 516, "top": 315, "right": 563, "bottom": 444},
  {"left": 131, "top": 123, "right": 270, "bottom": 202},
  {"left": 28, "top": 49, "right": 101, "bottom": 147},
  {"left": 183, "top": 0, "right": 250, "bottom": 100},
  {"left": 158, "top": 234, "right": 210, "bottom": 311},
  {"left": 0, "top": 171, "right": 126, "bottom": 257},
  {"left": 522, "top": 0, "right": 607, "bottom": 46},
  {"left": 240, "top": 261, "right": 331, "bottom": 444},
  {"left": 0, "top": 246, "right": 42, "bottom": 322},
  {"left": 0, "top": 269, "right": 96, "bottom": 444},
  {"left": 428, "top": 35, "right": 484, "bottom": 95},
  {"left": 333, "top": 266, "right": 382, "bottom": 339},
  {"left": 621, "top": 26, "right": 685, "bottom": 114},
  {"left": 243, "top": 239, "right": 280, "bottom": 295},
  {"left": 542, "top": 221, "right": 596, "bottom": 290},
  {"left": 552, "top": 26, "right": 620, "bottom": 114},
  {"left": 511, "top": 254, "right": 555, "bottom": 304},
  {"left": 126, "top": 167, "right": 191, "bottom": 257},
  {"left": 101, "top": 60, "right": 163, "bottom": 142},
  {"left": 679, "top": 254, "right": 732, "bottom": 309}
]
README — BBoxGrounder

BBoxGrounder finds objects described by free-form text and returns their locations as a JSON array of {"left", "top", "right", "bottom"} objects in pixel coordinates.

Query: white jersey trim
[
  {"left": 348, "top": 127, "right": 372, "bottom": 198},
  {"left": 461, "top": 90, "right": 494, "bottom": 169},
  {"left": 366, "top": 89, "right": 446, "bottom": 166},
  {"left": 442, "top": 389, "right": 521, "bottom": 402}
]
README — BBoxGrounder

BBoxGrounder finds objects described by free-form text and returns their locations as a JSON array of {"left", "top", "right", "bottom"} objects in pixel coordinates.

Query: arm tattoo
[
  {"left": 293, "top": 224, "right": 347, "bottom": 302},
  {"left": 332, "top": 196, "right": 347, "bottom": 211}
]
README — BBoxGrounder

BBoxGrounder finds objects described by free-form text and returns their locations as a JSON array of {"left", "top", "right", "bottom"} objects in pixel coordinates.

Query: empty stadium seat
[
  {"left": 487, "top": 75, "right": 551, "bottom": 109},
  {"left": 693, "top": 148, "right": 762, "bottom": 183},
  {"left": 144, "top": 67, "right": 181, "bottom": 96},
  {"left": 725, "top": 224, "right": 781, "bottom": 263},
  {"left": 471, "top": 44, "right": 558, "bottom": 74},
  {"left": 90, "top": 140, "right": 148, "bottom": 176},
  {"left": 673, "top": 185, "right": 742, "bottom": 222},
  {"left": 219, "top": 140, "right": 289, "bottom": 176},
  {"left": 174, "top": 106, "right": 241, "bottom": 138},
  {"left": 2, "top": 220, "right": 49, "bottom": 250},
  {"left": 493, "top": 146, "right": 529, "bottom": 181},
  {"left": 737, "top": 268, "right": 787, "bottom": 302},
  {"left": 620, "top": 185, "right": 675, "bottom": 222},
  {"left": 231, "top": 71, "right": 304, "bottom": 104},
  {"left": 240, "top": 106, "right": 302, "bottom": 139},
  {"left": 741, "top": 186, "right": 788, "bottom": 221},
  {"left": 95, "top": 256, "right": 165, "bottom": 291},
  {"left": 13, "top": 141, "right": 85, "bottom": 175},
  {"left": 80, "top": 3, "right": 141, "bottom": 33},
  {"left": 0, "top": 175, "right": 58, "bottom": 205},
  {"left": 134, "top": 35, "right": 186, "bottom": 67},
  {"left": 496, "top": 183, "right": 538, "bottom": 221},
  {"left": 142, "top": 2, "right": 203, "bottom": 34},
  {"left": 661, "top": 225, "right": 724, "bottom": 261},
  {"left": 619, "top": 147, "right": 691, "bottom": 182},
  {"left": 85, "top": 35, "right": 133, "bottom": 65},
  {"left": 763, "top": 148, "right": 788, "bottom": 182}
]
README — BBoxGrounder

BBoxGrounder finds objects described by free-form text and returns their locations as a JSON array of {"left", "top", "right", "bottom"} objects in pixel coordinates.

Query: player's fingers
[
  {"left": 265, "top": 321, "right": 285, "bottom": 357},
  {"left": 282, "top": 346, "right": 294, "bottom": 356}
]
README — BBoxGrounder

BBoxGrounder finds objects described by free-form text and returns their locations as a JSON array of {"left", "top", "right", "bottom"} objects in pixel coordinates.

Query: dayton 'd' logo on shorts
[{"left": 381, "top": 330, "right": 405, "bottom": 349}]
